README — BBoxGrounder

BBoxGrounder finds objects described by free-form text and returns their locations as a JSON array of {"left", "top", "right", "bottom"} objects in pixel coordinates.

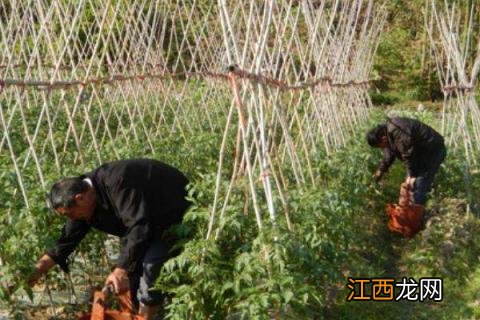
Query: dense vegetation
[
  {"left": 372, "top": 0, "right": 480, "bottom": 104},
  {"left": 2, "top": 102, "right": 479, "bottom": 319},
  {"left": 1, "top": 1, "right": 480, "bottom": 319},
  {"left": 155, "top": 109, "right": 480, "bottom": 319}
]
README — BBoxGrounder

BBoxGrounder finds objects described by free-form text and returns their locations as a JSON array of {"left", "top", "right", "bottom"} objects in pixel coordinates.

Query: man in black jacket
[
  {"left": 29, "top": 158, "right": 190, "bottom": 319},
  {"left": 367, "top": 117, "right": 446, "bottom": 205}
]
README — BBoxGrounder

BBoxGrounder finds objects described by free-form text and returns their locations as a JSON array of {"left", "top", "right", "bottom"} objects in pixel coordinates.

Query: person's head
[
  {"left": 366, "top": 124, "right": 388, "bottom": 148},
  {"left": 48, "top": 177, "right": 96, "bottom": 220}
]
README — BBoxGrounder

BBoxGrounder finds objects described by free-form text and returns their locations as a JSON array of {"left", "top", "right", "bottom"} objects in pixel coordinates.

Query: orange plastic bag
[
  {"left": 78, "top": 286, "right": 144, "bottom": 320},
  {"left": 385, "top": 182, "right": 424, "bottom": 238}
]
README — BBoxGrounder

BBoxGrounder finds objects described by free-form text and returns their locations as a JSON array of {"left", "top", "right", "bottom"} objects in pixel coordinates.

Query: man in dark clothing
[
  {"left": 29, "top": 158, "right": 190, "bottom": 319},
  {"left": 366, "top": 117, "right": 446, "bottom": 205}
]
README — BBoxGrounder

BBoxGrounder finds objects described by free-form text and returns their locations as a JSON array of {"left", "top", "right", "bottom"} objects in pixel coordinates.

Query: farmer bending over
[
  {"left": 367, "top": 117, "right": 446, "bottom": 206},
  {"left": 29, "top": 158, "right": 190, "bottom": 319}
]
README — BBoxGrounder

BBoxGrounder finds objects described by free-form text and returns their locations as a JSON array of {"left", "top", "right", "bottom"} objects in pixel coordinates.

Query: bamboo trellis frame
[
  {"left": 426, "top": 0, "right": 480, "bottom": 169},
  {"left": 0, "top": 0, "right": 387, "bottom": 252}
]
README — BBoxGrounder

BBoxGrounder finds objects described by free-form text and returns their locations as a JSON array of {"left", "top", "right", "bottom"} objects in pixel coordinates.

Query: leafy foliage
[
  {"left": 1, "top": 91, "right": 479, "bottom": 319},
  {"left": 153, "top": 109, "right": 480, "bottom": 319}
]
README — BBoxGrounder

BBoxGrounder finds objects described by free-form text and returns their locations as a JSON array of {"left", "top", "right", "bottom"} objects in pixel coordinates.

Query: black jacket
[
  {"left": 46, "top": 159, "right": 190, "bottom": 273},
  {"left": 378, "top": 117, "right": 445, "bottom": 177}
]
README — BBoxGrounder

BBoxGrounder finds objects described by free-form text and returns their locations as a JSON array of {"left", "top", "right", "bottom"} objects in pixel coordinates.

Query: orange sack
[
  {"left": 78, "top": 286, "right": 145, "bottom": 320},
  {"left": 385, "top": 182, "right": 424, "bottom": 238}
]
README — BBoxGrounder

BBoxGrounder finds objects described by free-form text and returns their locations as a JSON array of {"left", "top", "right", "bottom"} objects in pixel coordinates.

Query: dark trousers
[
  {"left": 413, "top": 147, "right": 447, "bottom": 205},
  {"left": 129, "top": 237, "right": 176, "bottom": 308}
]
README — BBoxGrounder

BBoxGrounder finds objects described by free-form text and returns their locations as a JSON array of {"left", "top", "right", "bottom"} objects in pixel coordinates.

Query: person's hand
[
  {"left": 28, "top": 255, "right": 55, "bottom": 287},
  {"left": 406, "top": 176, "right": 416, "bottom": 189},
  {"left": 105, "top": 267, "right": 129, "bottom": 295},
  {"left": 28, "top": 273, "right": 41, "bottom": 288},
  {"left": 373, "top": 170, "right": 383, "bottom": 182}
]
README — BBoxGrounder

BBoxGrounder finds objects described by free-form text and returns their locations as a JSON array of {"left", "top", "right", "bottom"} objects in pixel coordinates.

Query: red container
[
  {"left": 385, "top": 182, "right": 425, "bottom": 238},
  {"left": 78, "top": 289, "right": 145, "bottom": 320}
]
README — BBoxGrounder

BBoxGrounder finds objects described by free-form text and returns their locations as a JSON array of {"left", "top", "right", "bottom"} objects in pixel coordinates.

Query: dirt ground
[{"left": 24, "top": 305, "right": 88, "bottom": 320}]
